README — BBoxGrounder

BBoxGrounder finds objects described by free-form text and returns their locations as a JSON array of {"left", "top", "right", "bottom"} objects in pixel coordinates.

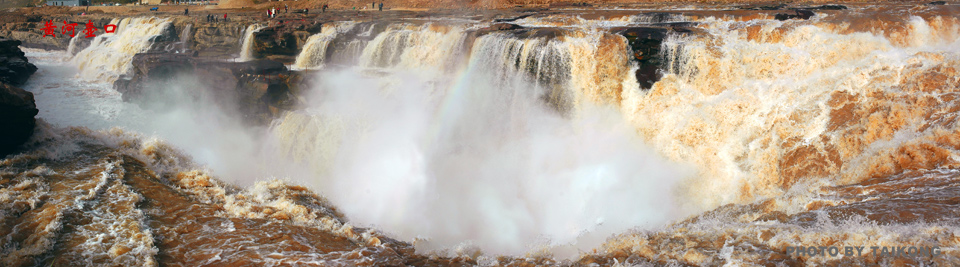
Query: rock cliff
[{"left": 0, "top": 38, "right": 38, "bottom": 157}]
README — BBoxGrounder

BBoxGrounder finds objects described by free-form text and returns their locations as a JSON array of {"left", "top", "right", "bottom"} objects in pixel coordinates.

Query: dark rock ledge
[
  {"left": 114, "top": 53, "right": 305, "bottom": 125},
  {"left": 0, "top": 38, "right": 38, "bottom": 157}
]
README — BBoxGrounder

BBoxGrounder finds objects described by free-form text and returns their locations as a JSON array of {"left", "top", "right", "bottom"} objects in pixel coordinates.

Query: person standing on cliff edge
[{"left": 379, "top": 2, "right": 383, "bottom": 11}]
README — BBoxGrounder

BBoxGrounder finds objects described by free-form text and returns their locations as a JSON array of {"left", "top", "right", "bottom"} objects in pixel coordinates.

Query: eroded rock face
[
  {"left": 3, "top": 14, "right": 328, "bottom": 64},
  {"left": 0, "top": 38, "right": 38, "bottom": 157},
  {"left": 0, "top": 83, "right": 38, "bottom": 157},
  {"left": 615, "top": 24, "right": 696, "bottom": 90},
  {"left": 251, "top": 26, "right": 310, "bottom": 60},
  {"left": 484, "top": 23, "right": 523, "bottom": 32},
  {"left": 2, "top": 17, "right": 115, "bottom": 51},
  {"left": 0, "top": 38, "right": 38, "bottom": 86},
  {"left": 114, "top": 53, "right": 303, "bottom": 124},
  {"left": 235, "top": 20, "right": 325, "bottom": 63},
  {"left": 775, "top": 10, "right": 815, "bottom": 21},
  {"left": 188, "top": 23, "right": 246, "bottom": 57}
]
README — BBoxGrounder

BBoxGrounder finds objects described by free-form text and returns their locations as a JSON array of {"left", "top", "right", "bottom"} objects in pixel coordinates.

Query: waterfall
[
  {"left": 468, "top": 33, "right": 572, "bottom": 108},
  {"left": 270, "top": 21, "right": 686, "bottom": 255},
  {"left": 71, "top": 17, "right": 172, "bottom": 82},
  {"left": 617, "top": 16, "right": 960, "bottom": 210},
  {"left": 289, "top": 22, "right": 635, "bottom": 111},
  {"left": 66, "top": 33, "right": 81, "bottom": 55},
  {"left": 357, "top": 24, "right": 469, "bottom": 71},
  {"left": 20, "top": 9, "right": 960, "bottom": 263},
  {"left": 292, "top": 22, "right": 357, "bottom": 70},
  {"left": 239, "top": 24, "right": 265, "bottom": 62},
  {"left": 465, "top": 29, "right": 633, "bottom": 111},
  {"left": 180, "top": 24, "right": 192, "bottom": 53}
]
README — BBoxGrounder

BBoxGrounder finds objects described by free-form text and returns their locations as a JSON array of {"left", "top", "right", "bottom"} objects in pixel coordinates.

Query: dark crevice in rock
[{"left": 615, "top": 25, "right": 695, "bottom": 90}]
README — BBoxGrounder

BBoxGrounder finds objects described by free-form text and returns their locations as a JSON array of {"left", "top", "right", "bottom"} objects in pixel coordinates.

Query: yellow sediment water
[{"left": 10, "top": 7, "right": 960, "bottom": 265}]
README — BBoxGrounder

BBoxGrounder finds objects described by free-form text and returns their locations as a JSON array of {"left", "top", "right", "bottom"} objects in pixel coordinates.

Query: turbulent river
[{"left": 3, "top": 5, "right": 960, "bottom": 266}]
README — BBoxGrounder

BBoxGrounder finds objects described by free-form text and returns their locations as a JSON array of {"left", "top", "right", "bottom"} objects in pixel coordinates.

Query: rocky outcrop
[
  {"left": 1, "top": 13, "right": 329, "bottom": 63},
  {"left": 485, "top": 23, "right": 523, "bottom": 31},
  {"left": 249, "top": 21, "right": 322, "bottom": 63},
  {"left": 187, "top": 23, "right": 246, "bottom": 57},
  {"left": 739, "top": 4, "right": 787, "bottom": 10},
  {"left": 493, "top": 13, "right": 534, "bottom": 22},
  {"left": 615, "top": 24, "right": 696, "bottom": 90},
  {"left": 2, "top": 17, "right": 115, "bottom": 51},
  {"left": 775, "top": 10, "right": 815, "bottom": 21},
  {"left": 0, "top": 83, "right": 38, "bottom": 157},
  {"left": 814, "top": 4, "right": 847, "bottom": 10},
  {"left": 0, "top": 38, "right": 38, "bottom": 86},
  {"left": 0, "top": 83, "right": 40, "bottom": 157},
  {"left": 114, "top": 53, "right": 303, "bottom": 124},
  {"left": 2, "top": 15, "right": 249, "bottom": 59},
  {"left": 252, "top": 27, "right": 302, "bottom": 59},
  {"left": 0, "top": 38, "right": 38, "bottom": 157}
]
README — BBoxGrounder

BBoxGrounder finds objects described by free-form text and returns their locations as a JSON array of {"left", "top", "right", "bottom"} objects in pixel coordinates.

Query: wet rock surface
[
  {"left": 0, "top": 16, "right": 115, "bottom": 51},
  {"left": 114, "top": 53, "right": 303, "bottom": 124},
  {"left": 615, "top": 25, "right": 695, "bottom": 90},
  {"left": 0, "top": 83, "right": 38, "bottom": 157},
  {"left": 814, "top": 4, "right": 848, "bottom": 10},
  {"left": 485, "top": 22, "right": 523, "bottom": 31},
  {"left": 0, "top": 38, "right": 37, "bottom": 157},
  {"left": 775, "top": 9, "right": 815, "bottom": 21},
  {"left": 0, "top": 38, "right": 37, "bottom": 86},
  {"left": 0, "top": 130, "right": 483, "bottom": 266}
]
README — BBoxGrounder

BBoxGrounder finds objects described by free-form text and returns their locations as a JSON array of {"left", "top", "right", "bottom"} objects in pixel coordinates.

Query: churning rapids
[{"left": 4, "top": 4, "right": 960, "bottom": 266}]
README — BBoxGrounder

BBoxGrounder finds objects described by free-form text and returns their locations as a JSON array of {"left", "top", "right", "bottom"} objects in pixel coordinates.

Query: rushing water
[
  {"left": 239, "top": 24, "right": 265, "bottom": 61},
  {"left": 5, "top": 7, "right": 960, "bottom": 266}
]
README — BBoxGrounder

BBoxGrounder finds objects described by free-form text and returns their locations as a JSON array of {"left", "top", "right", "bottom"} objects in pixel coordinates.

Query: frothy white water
[
  {"left": 270, "top": 24, "right": 693, "bottom": 255},
  {"left": 293, "top": 22, "right": 357, "bottom": 70},
  {"left": 357, "top": 24, "right": 468, "bottom": 71},
  {"left": 514, "top": 13, "right": 687, "bottom": 28},
  {"left": 467, "top": 29, "right": 633, "bottom": 111},
  {"left": 239, "top": 24, "right": 265, "bottom": 62},
  {"left": 620, "top": 15, "right": 960, "bottom": 211},
  {"left": 18, "top": 11, "right": 960, "bottom": 264},
  {"left": 471, "top": 33, "right": 570, "bottom": 91},
  {"left": 23, "top": 48, "right": 269, "bottom": 185},
  {"left": 66, "top": 33, "right": 81, "bottom": 55},
  {"left": 180, "top": 24, "right": 192, "bottom": 53},
  {"left": 71, "top": 17, "right": 172, "bottom": 82}
]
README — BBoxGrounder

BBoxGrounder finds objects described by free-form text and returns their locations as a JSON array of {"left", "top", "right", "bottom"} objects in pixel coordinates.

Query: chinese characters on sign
[{"left": 42, "top": 20, "right": 117, "bottom": 38}]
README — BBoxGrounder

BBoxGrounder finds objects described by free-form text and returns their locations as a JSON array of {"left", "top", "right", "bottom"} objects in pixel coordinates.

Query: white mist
[{"left": 266, "top": 63, "right": 693, "bottom": 256}]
